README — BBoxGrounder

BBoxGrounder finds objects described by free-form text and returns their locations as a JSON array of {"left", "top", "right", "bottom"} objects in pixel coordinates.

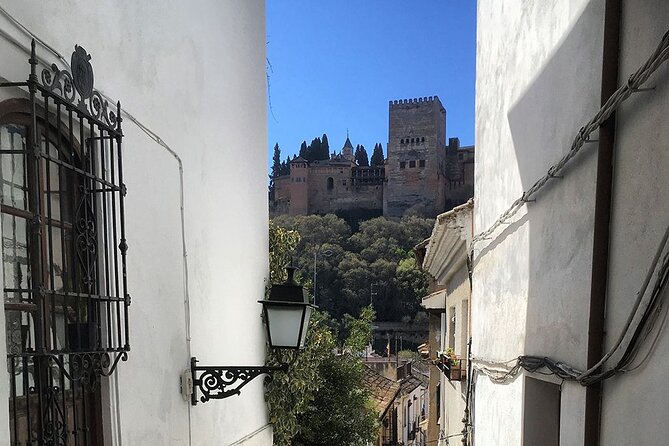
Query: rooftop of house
[{"left": 362, "top": 365, "right": 401, "bottom": 420}]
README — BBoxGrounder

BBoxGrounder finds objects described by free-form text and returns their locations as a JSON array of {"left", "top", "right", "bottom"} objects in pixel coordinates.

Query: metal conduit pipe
[{"left": 584, "top": 0, "right": 622, "bottom": 444}]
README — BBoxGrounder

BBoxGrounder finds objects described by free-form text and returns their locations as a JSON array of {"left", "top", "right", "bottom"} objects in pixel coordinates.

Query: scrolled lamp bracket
[
  {"left": 190, "top": 357, "right": 287, "bottom": 405},
  {"left": 188, "top": 266, "right": 313, "bottom": 405}
]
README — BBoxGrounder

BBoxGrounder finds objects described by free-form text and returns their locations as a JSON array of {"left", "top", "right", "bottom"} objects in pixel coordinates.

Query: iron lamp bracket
[{"left": 189, "top": 356, "right": 288, "bottom": 405}]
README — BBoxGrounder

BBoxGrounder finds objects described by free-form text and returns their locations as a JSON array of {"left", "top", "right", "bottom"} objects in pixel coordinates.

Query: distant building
[{"left": 270, "top": 96, "right": 474, "bottom": 221}]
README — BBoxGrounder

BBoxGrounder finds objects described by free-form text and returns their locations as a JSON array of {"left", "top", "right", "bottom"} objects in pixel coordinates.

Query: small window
[
  {"left": 409, "top": 160, "right": 416, "bottom": 168},
  {"left": 342, "top": 180, "right": 347, "bottom": 186},
  {"left": 419, "top": 160, "right": 426, "bottom": 167},
  {"left": 327, "top": 177, "right": 334, "bottom": 190},
  {"left": 422, "top": 137, "right": 425, "bottom": 142},
  {"left": 411, "top": 138, "right": 415, "bottom": 143},
  {"left": 400, "top": 139, "right": 404, "bottom": 144},
  {"left": 400, "top": 162, "right": 406, "bottom": 169}
]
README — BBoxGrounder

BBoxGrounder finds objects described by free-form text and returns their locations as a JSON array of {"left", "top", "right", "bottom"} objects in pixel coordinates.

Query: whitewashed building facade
[
  {"left": 420, "top": 201, "right": 472, "bottom": 445},
  {"left": 473, "top": 1, "right": 669, "bottom": 445},
  {"left": 0, "top": 1, "right": 271, "bottom": 445}
]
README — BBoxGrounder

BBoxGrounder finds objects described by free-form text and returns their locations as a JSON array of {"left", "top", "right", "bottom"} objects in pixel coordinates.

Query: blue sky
[{"left": 267, "top": 1, "right": 476, "bottom": 168}]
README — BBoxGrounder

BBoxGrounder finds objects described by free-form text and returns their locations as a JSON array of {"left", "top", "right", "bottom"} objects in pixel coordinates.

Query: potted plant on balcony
[{"left": 438, "top": 347, "right": 462, "bottom": 381}]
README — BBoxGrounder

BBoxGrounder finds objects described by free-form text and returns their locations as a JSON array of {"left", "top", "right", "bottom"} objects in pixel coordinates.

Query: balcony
[{"left": 435, "top": 351, "right": 466, "bottom": 382}]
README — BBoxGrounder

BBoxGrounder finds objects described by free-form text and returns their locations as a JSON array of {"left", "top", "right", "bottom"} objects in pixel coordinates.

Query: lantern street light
[{"left": 187, "top": 266, "right": 315, "bottom": 405}]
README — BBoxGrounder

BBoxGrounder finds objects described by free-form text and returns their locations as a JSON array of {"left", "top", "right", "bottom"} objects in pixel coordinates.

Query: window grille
[{"left": 0, "top": 41, "right": 129, "bottom": 445}]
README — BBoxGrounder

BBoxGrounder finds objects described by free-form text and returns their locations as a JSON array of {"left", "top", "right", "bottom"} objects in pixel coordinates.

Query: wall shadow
[{"left": 506, "top": 0, "right": 602, "bottom": 366}]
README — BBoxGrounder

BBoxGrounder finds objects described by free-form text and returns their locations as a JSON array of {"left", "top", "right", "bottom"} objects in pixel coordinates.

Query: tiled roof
[
  {"left": 363, "top": 365, "right": 400, "bottom": 420},
  {"left": 399, "top": 375, "right": 426, "bottom": 396}
]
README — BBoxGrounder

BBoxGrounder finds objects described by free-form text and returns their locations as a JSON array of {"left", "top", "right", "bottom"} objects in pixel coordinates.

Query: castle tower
[
  {"left": 288, "top": 157, "right": 309, "bottom": 215},
  {"left": 341, "top": 134, "right": 355, "bottom": 162},
  {"left": 383, "top": 96, "right": 447, "bottom": 218}
]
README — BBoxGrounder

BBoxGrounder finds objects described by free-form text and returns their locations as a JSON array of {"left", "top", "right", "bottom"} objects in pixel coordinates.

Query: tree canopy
[
  {"left": 266, "top": 222, "right": 378, "bottom": 446},
  {"left": 271, "top": 214, "right": 431, "bottom": 322}
]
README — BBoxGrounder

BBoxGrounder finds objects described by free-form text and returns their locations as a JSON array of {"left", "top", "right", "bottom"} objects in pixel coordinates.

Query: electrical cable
[
  {"left": 577, "top": 224, "right": 669, "bottom": 379},
  {"left": 470, "top": 28, "right": 669, "bottom": 262},
  {"left": 472, "top": 235, "right": 669, "bottom": 386}
]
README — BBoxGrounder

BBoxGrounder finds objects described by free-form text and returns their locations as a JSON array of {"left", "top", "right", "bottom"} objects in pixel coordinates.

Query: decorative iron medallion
[
  {"left": 41, "top": 45, "right": 118, "bottom": 129},
  {"left": 71, "top": 45, "right": 94, "bottom": 100}
]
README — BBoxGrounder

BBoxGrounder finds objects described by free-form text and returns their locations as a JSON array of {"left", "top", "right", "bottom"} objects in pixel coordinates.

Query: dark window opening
[
  {"left": 327, "top": 177, "right": 334, "bottom": 190},
  {"left": 400, "top": 162, "right": 406, "bottom": 169},
  {"left": 409, "top": 160, "right": 416, "bottom": 168},
  {"left": 419, "top": 160, "right": 426, "bottom": 167}
]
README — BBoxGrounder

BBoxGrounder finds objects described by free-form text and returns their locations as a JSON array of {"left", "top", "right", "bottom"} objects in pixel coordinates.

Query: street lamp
[
  {"left": 261, "top": 266, "right": 315, "bottom": 349},
  {"left": 313, "top": 247, "right": 333, "bottom": 306},
  {"left": 187, "top": 266, "right": 315, "bottom": 405}
]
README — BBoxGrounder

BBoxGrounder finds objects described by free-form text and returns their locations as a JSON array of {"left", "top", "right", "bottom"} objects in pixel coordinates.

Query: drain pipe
[{"left": 584, "top": 1, "right": 622, "bottom": 445}]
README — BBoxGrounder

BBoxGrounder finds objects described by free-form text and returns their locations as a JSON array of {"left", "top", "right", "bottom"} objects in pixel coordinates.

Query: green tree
[
  {"left": 293, "top": 307, "right": 378, "bottom": 446},
  {"left": 271, "top": 143, "right": 282, "bottom": 179},
  {"left": 299, "top": 141, "right": 308, "bottom": 159},
  {"left": 321, "top": 133, "right": 330, "bottom": 159},
  {"left": 371, "top": 143, "right": 384, "bottom": 166},
  {"left": 354, "top": 144, "right": 369, "bottom": 166}
]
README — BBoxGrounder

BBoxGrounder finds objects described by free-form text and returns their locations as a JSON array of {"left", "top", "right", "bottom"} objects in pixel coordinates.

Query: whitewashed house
[
  {"left": 419, "top": 201, "right": 472, "bottom": 445},
  {"left": 473, "top": 1, "right": 669, "bottom": 445},
  {"left": 0, "top": 1, "right": 272, "bottom": 445}
]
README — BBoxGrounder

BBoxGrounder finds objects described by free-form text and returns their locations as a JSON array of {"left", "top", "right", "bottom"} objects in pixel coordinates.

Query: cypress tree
[
  {"left": 355, "top": 145, "right": 369, "bottom": 167},
  {"left": 322, "top": 134, "right": 330, "bottom": 159},
  {"left": 299, "top": 141, "right": 308, "bottom": 160},
  {"left": 271, "top": 143, "right": 281, "bottom": 179},
  {"left": 371, "top": 143, "right": 385, "bottom": 166}
]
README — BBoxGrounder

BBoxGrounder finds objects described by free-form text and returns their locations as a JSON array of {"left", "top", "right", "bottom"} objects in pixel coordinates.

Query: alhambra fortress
[{"left": 270, "top": 96, "right": 474, "bottom": 221}]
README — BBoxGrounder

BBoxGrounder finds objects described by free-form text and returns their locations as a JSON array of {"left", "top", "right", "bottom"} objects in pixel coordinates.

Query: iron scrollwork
[
  {"left": 190, "top": 357, "right": 287, "bottom": 405},
  {"left": 47, "top": 351, "right": 128, "bottom": 391},
  {"left": 40, "top": 44, "right": 118, "bottom": 128}
]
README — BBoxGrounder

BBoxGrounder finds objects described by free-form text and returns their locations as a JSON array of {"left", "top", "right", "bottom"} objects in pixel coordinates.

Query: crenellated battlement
[{"left": 389, "top": 96, "right": 439, "bottom": 106}]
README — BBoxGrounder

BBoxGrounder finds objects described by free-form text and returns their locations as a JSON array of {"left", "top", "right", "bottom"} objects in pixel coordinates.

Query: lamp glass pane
[
  {"left": 267, "top": 305, "right": 303, "bottom": 348},
  {"left": 299, "top": 306, "right": 313, "bottom": 349}
]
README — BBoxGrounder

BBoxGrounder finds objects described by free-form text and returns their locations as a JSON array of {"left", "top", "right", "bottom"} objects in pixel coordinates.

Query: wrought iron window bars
[{"left": 0, "top": 40, "right": 129, "bottom": 445}]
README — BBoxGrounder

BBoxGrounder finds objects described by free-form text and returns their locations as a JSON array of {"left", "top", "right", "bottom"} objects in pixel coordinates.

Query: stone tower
[
  {"left": 383, "top": 96, "right": 447, "bottom": 218},
  {"left": 288, "top": 157, "right": 309, "bottom": 215}
]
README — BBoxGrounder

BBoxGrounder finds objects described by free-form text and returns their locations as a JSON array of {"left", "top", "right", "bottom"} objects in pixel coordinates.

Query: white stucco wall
[
  {"left": 599, "top": 2, "right": 669, "bottom": 445},
  {"left": 0, "top": 1, "right": 269, "bottom": 445},
  {"left": 474, "top": 1, "right": 604, "bottom": 445}
]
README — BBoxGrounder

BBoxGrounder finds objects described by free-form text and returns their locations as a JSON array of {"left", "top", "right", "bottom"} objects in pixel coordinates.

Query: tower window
[
  {"left": 400, "top": 139, "right": 404, "bottom": 144},
  {"left": 400, "top": 162, "right": 406, "bottom": 169},
  {"left": 327, "top": 177, "right": 334, "bottom": 190},
  {"left": 419, "top": 160, "right": 426, "bottom": 167},
  {"left": 422, "top": 137, "right": 425, "bottom": 142},
  {"left": 409, "top": 160, "right": 416, "bottom": 168}
]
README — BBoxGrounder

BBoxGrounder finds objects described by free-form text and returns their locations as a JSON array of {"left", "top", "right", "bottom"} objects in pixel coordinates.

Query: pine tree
[
  {"left": 355, "top": 144, "right": 369, "bottom": 167},
  {"left": 371, "top": 143, "right": 384, "bottom": 166}
]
